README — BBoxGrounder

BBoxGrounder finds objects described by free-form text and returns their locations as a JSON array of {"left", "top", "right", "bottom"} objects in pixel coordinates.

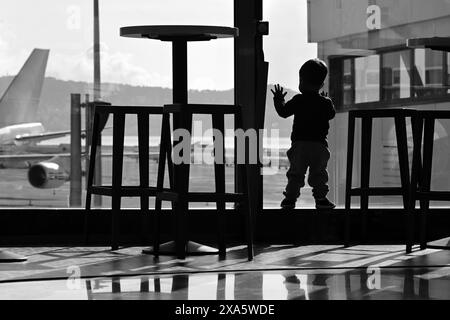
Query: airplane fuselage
[{"left": 0, "top": 122, "right": 45, "bottom": 146}]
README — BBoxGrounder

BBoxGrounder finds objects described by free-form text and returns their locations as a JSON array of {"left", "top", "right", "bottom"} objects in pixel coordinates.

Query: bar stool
[
  {"left": 345, "top": 108, "right": 416, "bottom": 247},
  {"left": 85, "top": 104, "right": 173, "bottom": 250},
  {"left": 152, "top": 103, "right": 254, "bottom": 261},
  {"left": 409, "top": 110, "right": 450, "bottom": 252}
]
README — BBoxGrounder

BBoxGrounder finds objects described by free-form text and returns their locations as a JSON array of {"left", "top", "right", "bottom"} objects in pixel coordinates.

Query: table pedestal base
[
  {"left": 0, "top": 250, "right": 27, "bottom": 263},
  {"left": 426, "top": 237, "right": 450, "bottom": 250},
  {"left": 142, "top": 241, "right": 219, "bottom": 256}
]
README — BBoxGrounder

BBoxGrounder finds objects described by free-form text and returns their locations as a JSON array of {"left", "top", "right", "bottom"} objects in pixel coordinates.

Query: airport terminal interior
[{"left": 1, "top": 0, "right": 450, "bottom": 301}]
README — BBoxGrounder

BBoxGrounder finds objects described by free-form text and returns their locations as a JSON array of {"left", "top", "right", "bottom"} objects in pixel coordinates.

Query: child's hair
[{"left": 300, "top": 59, "right": 328, "bottom": 87}]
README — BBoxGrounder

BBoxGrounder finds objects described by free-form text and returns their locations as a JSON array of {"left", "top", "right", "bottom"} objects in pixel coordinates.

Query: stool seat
[
  {"left": 348, "top": 108, "right": 417, "bottom": 118},
  {"left": 417, "top": 110, "right": 450, "bottom": 119},
  {"left": 164, "top": 103, "right": 241, "bottom": 115},
  {"left": 94, "top": 104, "right": 165, "bottom": 114}
]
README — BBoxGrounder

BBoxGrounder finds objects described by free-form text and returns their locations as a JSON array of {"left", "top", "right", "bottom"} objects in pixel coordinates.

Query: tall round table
[
  {"left": 120, "top": 25, "right": 238, "bottom": 257},
  {"left": 120, "top": 26, "right": 237, "bottom": 106}
]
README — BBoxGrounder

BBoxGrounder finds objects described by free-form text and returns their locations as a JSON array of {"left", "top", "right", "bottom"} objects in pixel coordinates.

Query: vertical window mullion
[
  {"left": 443, "top": 51, "right": 448, "bottom": 95},
  {"left": 410, "top": 49, "right": 415, "bottom": 99},
  {"left": 351, "top": 58, "right": 356, "bottom": 106},
  {"left": 379, "top": 52, "right": 384, "bottom": 102}
]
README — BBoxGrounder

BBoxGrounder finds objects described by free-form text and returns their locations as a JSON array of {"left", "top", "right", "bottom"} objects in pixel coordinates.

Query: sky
[{"left": 0, "top": 0, "right": 317, "bottom": 91}]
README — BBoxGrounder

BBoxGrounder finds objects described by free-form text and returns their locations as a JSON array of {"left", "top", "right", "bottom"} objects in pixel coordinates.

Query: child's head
[{"left": 299, "top": 59, "right": 328, "bottom": 93}]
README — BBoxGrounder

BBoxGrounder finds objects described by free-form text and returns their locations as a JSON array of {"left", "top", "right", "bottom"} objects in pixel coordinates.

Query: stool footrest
[
  {"left": 416, "top": 191, "right": 450, "bottom": 201},
  {"left": 349, "top": 187, "right": 405, "bottom": 196},
  {"left": 157, "top": 191, "right": 245, "bottom": 203},
  {"left": 89, "top": 186, "right": 172, "bottom": 197}
]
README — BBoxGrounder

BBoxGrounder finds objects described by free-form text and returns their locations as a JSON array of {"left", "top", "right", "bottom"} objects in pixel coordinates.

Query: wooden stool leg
[
  {"left": 395, "top": 116, "right": 411, "bottom": 252},
  {"left": 420, "top": 118, "right": 435, "bottom": 250},
  {"left": 138, "top": 113, "right": 150, "bottom": 243},
  {"left": 84, "top": 111, "right": 102, "bottom": 244},
  {"left": 407, "top": 115, "right": 423, "bottom": 253},
  {"left": 245, "top": 164, "right": 256, "bottom": 261},
  {"left": 166, "top": 117, "right": 174, "bottom": 189},
  {"left": 360, "top": 117, "right": 372, "bottom": 243},
  {"left": 395, "top": 116, "right": 411, "bottom": 209},
  {"left": 235, "top": 111, "right": 254, "bottom": 261},
  {"left": 111, "top": 112, "right": 125, "bottom": 251},
  {"left": 345, "top": 113, "right": 356, "bottom": 246},
  {"left": 212, "top": 114, "right": 227, "bottom": 257}
]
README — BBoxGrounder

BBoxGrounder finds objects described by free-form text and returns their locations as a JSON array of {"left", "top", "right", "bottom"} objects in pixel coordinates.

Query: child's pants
[{"left": 284, "top": 141, "right": 330, "bottom": 200}]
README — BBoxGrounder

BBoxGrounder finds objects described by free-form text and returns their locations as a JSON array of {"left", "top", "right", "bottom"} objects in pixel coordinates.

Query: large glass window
[
  {"left": 355, "top": 55, "right": 380, "bottom": 103},
  {"left": 382, "top": 51, "right": 411, "bottom": 101},
  {"left": 414, "top": 49, "right": 445, "bottom": 97},
  {"left": 0, "top": 0, "right": 235, "bottom": 209}
]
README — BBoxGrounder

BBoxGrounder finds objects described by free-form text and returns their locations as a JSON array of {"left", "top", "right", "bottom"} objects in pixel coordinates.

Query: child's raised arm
[{"left": 272, "top": 84, "right": 294, "bottom": 119}]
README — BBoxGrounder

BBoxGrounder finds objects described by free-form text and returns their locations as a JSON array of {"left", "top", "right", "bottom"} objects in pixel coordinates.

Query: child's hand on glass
[{"left": 271, "top": 84, "right": 287, "bottom": 101}]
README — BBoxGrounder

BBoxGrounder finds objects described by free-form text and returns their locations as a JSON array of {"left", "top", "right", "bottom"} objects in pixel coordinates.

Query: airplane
[{"left": 0, "top": 48, "right": 74, "bottom": 189}]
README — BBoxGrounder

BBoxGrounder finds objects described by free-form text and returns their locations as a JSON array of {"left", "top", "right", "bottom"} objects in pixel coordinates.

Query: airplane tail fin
[{"left": 0, "top": 49, "right": 49, "bottom": 128}]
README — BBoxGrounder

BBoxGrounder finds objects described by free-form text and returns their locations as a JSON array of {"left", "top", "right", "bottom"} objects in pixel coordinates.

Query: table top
[{"left": 120, "top": 25, "right": 238, "bottom": 42}]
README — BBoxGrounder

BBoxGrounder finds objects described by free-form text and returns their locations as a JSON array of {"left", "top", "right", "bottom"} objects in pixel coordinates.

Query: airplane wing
[
  {"left": 0, "top": 153, "right": 71, "bottom": 163},
  {"left": 14, "top": 127, "right": 112, "bottom": 144},
  {"left": 0, "top": 150, "right": 159, "bottom": 167},
  {"left": 14, "top": 130, "right": 87, "bottom": 144}
]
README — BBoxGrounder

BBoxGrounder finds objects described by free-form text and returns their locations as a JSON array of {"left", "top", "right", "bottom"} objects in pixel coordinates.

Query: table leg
[{"left": 143, "top": 40, "right": 219, "bottom": 258}]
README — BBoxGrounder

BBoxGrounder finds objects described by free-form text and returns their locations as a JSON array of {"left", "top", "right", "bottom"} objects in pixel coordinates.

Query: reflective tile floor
[
  {"left": 0, "top": 245, "right": 449, "bottom": 300},
  {"left": 0, "top": 267, "right": 449, "bottom": 300}
]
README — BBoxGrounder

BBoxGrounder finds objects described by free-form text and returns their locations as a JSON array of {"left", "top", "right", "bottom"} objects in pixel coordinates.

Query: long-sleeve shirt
[{"left": 274, "top": 92, "right": 336, "bottom": 146}]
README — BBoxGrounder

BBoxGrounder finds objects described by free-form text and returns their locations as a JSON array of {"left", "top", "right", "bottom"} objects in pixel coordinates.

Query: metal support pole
[
  {"left": 70, "top": 93, "right": 82, "bottom": 207},
  {"left": 234, "top": 0, "right": 268, "bottom": 212},
  {"left": 93, "top": 0, "right": 101, "bottom": 102},
  {"left": 93, "top": 0, "right": 103, "bottom": 207},
  {"left": 84, "top": 94, "right": 92, "bottom": 190}
]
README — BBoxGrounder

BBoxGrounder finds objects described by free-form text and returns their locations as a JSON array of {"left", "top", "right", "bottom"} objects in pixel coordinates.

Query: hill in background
[{"left": 0, "top": 76, "right": 295, "bottom": 138}]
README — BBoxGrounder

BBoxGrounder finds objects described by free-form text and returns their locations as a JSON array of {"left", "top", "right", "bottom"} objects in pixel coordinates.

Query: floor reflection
[
  {"left": 49, "top": 267, "right": 450, "bottom": 300},
  {"left": 1, "top": 245, "right": 449, "bottom": 300}
]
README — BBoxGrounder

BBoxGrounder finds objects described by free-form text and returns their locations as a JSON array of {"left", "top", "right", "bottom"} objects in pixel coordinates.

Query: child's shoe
[
  {"left": 281, "top": 197, "right": 296, "bottom": 210},
  {"left": 315, "top": 198, "right": 336, "bottom": 210}
]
